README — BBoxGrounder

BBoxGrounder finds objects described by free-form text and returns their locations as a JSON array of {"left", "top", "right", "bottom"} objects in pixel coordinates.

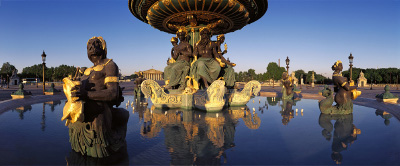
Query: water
[{"left": 0, "top": 96, "right": 399, "bottom": 165}]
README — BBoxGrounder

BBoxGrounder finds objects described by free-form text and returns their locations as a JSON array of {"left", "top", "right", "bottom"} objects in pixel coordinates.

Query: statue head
[
  {"left": 217, "top": 34, "right": 225, "bottom": 43},
  {"left": 331, "top": 60, "right": 343, "bottom": 72},
  {"left": 19, "top": 83, "right": 24, "bottom": 90},
  {"left": 199, "top": 27, "right": 211, "bottom": 40},
  {"left": 87, "top": 36, "right": 107, "bottom": 64},
  {"left": 170, "top": 37, "right": 178, "bottom": 46},
  {"left": 282, "top": 72, "right": 288, "bottom": 80},
  {"left": 176, "top": 28, "right": 187, "bottom": 41},
  {"left": 331, "top": 152, "right": 342, "bottom": 165},
  {"left": 384, "top": 85, "right": 390, "bottom": 92}
]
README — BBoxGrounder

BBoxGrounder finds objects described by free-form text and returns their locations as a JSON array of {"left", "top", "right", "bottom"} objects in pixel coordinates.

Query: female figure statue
[
  {"left": 213, "top": 34, "right": 236, "bottom": 89},
  {"left": 281, "top": 72, "right": 293, "bottom": 99},
  {"left": 63, "top": 36, "right": 129, "bottom": 158},
  {"left": 320, "top": 61, "right": 358, "bottom": 114},
  {"left": 164, "top": 28, "right": 193, "bottom": 90},
  {"left": 190, "top": 27, "right": 221, "bottom": 89}
]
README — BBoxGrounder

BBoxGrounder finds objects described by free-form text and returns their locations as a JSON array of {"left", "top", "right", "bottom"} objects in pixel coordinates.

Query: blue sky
[{"left": 0, "top": 0, "right": 399, "bottom": 77}]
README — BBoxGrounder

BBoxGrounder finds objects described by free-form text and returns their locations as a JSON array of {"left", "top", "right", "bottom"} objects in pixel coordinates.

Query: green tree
[
  {"left": 266, "top": 62, "right": 285, "bottom": 81},
  {"left": 0, "top": 62, "right": 16, "bottom": 78}
]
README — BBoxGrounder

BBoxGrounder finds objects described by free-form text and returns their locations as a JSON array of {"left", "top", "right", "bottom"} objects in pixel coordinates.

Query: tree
[
  {"left": 247, "top": 69, "right": 256, "bottom": 81},
  {"left": 266, "top": 62, "right": 285, "bottom": 81},
  {"left": 0, "top": 62, "right": 16, "bottom": 78}
]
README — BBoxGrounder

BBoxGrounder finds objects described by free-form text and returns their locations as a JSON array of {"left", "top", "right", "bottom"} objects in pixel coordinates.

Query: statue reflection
[
  {"left": 375, "top": 110, "right": 393, "bottom": 126},
  {"left": 319, "top": 114, "right": 361, "bottom": 164},
  {"left": 280, "top": 99, "right": 294, "bottom": 125},
  {"left": 44, "top": 100, "right": 61, "bottom": 112},
  {"left": 13, "top": 105, "right": 32, "bottom": 120},
  {"left": 139, "top": 106, "right": 261, "bottom": 165},
  {"left": 66, "top": 146, "right": 129, "bottom": 165}
]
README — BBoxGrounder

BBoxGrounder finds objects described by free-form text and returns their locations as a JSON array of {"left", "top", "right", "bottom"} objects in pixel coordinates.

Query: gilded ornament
[
  {"left": 239, "top": 5, "right": 245, "bottom": 12},
  {"left": 228, "top": 0, "right": 235, "bottom": 7},
  {"left": 104, "top": 76, "right": 119, "bottom": 84}
]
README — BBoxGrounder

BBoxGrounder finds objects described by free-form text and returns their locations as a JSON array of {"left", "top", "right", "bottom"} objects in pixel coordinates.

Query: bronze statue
[
  {"left": 134, "top": 71, "right": 145, "bottom": 99},
  {"left": 190, "top": 27, "right": 221, "bottom": 89},
  {"left": 281, "top": 72, "right": 294, "bottom": 99},
  {"left": 164, "top": 28, "right": 193, "bottom": 90},
  {"left": 319, "top": 61, "right": 359, "bottom": 114},
  {"left": 62, "top": 36, "right": 129, "bottom": 158},
  {"left": 213, "top": 34, "right": 236, "bottom": 89}
]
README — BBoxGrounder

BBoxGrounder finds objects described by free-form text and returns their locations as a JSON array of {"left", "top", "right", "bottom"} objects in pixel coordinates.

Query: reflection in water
[
  {"left": 13, "top": 105, "right": 32, "bottom": 120},
  {"left": 65, "top": 146, "right": 129, "bottom": 165},
  {"left": 41, "top": 103, "right": 46, "bottom": 131},
  {"left": 44, "top": 100, "right": 62, "bottom": 112},
  {"left": 135, "top": 106, "right": 261, "bottom": 165},
  {"left": 12, "top": 100, "right": 63, "bottom": 131},
  {"left": 319, "top": 114, "right": 361, "bottom": 164},
  {"left": 280, "top": 99, "right": 294, "bottom": 125},
  {"left": 375, "top": 110, "right": 393, "bottom": 126}
]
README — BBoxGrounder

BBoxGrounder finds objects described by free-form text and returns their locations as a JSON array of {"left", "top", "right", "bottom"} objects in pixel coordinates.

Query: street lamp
[
  {"left": 285, "top": 56, "right": 290, "bottom": 73},
  {"left": 348, "top": 53, "right": 354, "bottom": 83},
  {"left": 41, "top": 51, "right": 47, "bottom": 95}
]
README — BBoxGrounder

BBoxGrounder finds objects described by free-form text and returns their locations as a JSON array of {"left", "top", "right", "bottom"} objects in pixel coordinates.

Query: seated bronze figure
[
  {"left": 62, "top": 37, "right": 129, "bottom": 158},
  {"left": 281, "top": 72, "right": 294, "bottom": 99},
  {"left": 319, "top": 61, "right": 359, "bottom": 114}
]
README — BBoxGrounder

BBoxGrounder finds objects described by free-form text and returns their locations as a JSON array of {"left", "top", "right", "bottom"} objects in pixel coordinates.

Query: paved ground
[
  {"left": 1, "top": 82, "right": 399, "bottom": 118},
  {"left": 1, "top": 82, "right": 399, "bottom": 102}
]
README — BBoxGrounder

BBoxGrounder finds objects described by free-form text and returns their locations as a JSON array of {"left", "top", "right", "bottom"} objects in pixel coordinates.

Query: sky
[{"left": 0, "top": 0, "right": 399, "bottom": 78}]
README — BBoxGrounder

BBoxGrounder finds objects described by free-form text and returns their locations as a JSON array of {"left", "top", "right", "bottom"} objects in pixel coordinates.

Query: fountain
[{"left": 128, "top": 0, "right": 268, "bottom": 111}]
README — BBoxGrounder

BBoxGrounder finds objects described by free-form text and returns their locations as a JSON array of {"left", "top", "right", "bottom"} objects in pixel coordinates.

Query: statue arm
[
  {"left": 338, "top": 77, "right": 357, "bottom": 91},
  {"left": 171, "top": 47, "right": 179, "bottom": 60},
  {"left": 87, "top": 62, "right": 119, "bottom": 101},
  {"left": 213, "top": 45, "right": 235, "bottom": 66}
]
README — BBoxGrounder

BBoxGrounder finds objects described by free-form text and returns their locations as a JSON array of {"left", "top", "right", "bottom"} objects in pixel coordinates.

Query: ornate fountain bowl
[{"left": 129, "top": 0, "right": 268, "bottom": 34}]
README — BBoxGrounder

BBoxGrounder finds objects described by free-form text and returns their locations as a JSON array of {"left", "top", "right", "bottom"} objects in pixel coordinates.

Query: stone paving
[{"left": 1, "top": 82, "right": 399, "bottom": 119}]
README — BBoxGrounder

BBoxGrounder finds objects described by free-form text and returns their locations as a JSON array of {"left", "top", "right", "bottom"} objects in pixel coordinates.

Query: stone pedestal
[{"left": 181, "top": 93, "right": 193, "bottom": 109}]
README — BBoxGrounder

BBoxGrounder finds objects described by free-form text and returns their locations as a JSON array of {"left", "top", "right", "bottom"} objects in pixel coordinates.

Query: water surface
[{"left": 0, "top": 96, "right": 398, "bottom": 165}]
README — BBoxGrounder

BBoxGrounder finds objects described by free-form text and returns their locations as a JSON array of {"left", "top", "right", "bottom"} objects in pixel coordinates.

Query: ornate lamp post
[
  {"left": 348, "top": 53, "right": 354, "bottom": 83},
  {"left": 41, "top": 51, "right": 46, "bottom": 95},
  {"left": 285, "top": 56, "right": 290, "bottom": 73}
]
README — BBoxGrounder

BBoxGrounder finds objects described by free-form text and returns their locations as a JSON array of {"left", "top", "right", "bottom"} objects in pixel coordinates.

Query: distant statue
[
  {"left": 134, "top": 71, "right": 145, "bottom": 100},
  {"left": 189, "top": 27, "right": 221, "bottom": 89},
  {"left": 213, "top": 34, "right": 236, "bottom": 89},
  {"left": 281, "top": 72, "right": 294, "bottom": 99},
  {"left": 319, "top": 114, "right": 361, "bottom": 165},
  {"left": 164, "top": 28, "right": 193, "bottom": 90},
  {"left": 319, "top": 61, "right": 359, "bottom": 114},
  {"left": 375, "top": 85, "right": 398, "bottom": 103},
  {"left": 62, "top": 36, "right": 129, "bottom": 158},
  {"left": 290, "top": 72, "right": 298, "bottom": 85}
]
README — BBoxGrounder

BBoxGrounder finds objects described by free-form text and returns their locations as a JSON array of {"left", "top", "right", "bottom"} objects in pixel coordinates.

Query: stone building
[
  {"left": 357, "top": 71, "right": 368, "bottom": 87},
  {"left": 136, "top": 69, "right": 163, "bottom": 80},
  {"left": 9, "top": 69, "right": 20, "bottom": 85}
]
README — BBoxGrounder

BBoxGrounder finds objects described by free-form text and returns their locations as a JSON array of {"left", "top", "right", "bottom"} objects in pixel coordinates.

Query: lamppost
[
  {"left": 285, "top": 56, "right": 290, "bottom": 73},
  {"left": 348, "top": 53, "right": 354, "bottom": 83},
  {"left": 41, "top": 51, "right": 47, "bottom": 95}
]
